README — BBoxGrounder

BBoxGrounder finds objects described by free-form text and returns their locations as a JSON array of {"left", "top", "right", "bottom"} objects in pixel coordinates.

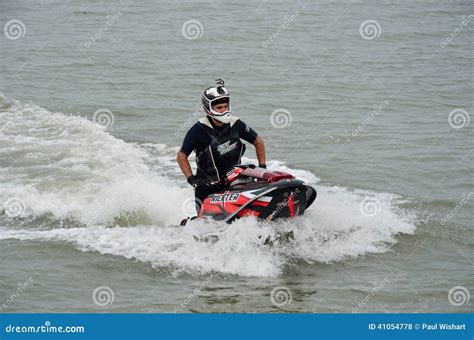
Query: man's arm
[
  {"left": 253, "top": 135, "right": 266, "bottom": 166},
  {"left": 235, "top": 120, "right": 266, "bottom": 167},
  {"left": 177, "top": 151, "right": 193, "bottom": 178},
  {"left": 178, "top": 124, "right": 200, "bottom": 179}
]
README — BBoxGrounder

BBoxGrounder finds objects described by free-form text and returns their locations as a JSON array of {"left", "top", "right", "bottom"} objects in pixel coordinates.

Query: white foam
[
  {"left": 0, "top": 95, "right": 188, "bottom": 226},
  {"left": 0, "top": 222, "right": 283, "bottom": 277},
  {"left": 282, "top": 186, "right": 416, "bottom": 263},
  {"left": 0, "top": 94, "right": 417, "bottom": 277}
]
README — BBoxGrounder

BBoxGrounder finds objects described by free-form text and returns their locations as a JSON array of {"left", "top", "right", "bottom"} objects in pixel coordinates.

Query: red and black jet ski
[{"left": 181, "top": 165, "right": 316, "bottom": 226}]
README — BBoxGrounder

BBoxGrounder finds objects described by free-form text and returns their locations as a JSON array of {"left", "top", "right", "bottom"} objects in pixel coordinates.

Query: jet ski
[{"left": 180, "top": 165, "right": 316, "bottom": 226}]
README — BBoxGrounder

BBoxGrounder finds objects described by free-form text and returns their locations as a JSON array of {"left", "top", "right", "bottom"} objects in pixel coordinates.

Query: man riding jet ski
[
  {"left": 177, "top": 80, "right": 316, "bottom": 226},
  {"left": 177, "top": 79, "right": 267, "bottom": 213}
]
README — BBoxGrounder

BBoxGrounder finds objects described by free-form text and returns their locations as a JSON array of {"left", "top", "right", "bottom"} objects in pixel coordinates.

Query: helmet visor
[
  {"left": 209, "top": 96, "right": 230, "bottom": 115},
  {"left": 211, "top": 97, "right": 229, "bottom": 107}
]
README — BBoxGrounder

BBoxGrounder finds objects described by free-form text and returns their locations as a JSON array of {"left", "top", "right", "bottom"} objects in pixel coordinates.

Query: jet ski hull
[
  {"left": 199, "top": 179, "right": 316, "bottom": 224},
  {"left": 180, "top": 165, "right": 317, "bottom": 226}
]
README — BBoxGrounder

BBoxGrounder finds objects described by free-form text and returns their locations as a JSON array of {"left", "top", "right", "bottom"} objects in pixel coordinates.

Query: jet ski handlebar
[{"left": 215, "top": 164, "right": 295, "bottom": 186}]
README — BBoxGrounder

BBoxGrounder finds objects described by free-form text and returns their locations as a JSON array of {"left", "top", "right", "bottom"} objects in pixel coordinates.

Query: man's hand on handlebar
[{"left": 187, "top": 175, "right": 212, "bottom": 188}]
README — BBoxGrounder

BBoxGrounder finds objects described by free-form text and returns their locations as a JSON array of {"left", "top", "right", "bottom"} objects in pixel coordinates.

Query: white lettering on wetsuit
[{"left": 216, "top": 141, "right": 238, "bottom": 155}]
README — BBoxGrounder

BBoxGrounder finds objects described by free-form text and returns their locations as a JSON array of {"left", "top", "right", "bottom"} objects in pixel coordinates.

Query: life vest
[{"left": 196, "top": 116, "right": 246, "bottom": 181}]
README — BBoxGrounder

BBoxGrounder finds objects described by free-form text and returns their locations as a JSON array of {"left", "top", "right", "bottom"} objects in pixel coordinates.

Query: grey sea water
[{"left": 0, "top": 0, "right": 472, "bottom": 313}]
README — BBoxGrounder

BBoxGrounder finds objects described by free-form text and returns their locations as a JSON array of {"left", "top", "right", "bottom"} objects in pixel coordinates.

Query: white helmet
[{"left": 202, "top": 79, "right": 232, "bottom": 124}]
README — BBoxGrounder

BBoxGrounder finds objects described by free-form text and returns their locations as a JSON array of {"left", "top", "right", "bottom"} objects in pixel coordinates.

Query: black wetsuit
[{"left": 180, "top": 116, "right": 258, "bottom": 211}]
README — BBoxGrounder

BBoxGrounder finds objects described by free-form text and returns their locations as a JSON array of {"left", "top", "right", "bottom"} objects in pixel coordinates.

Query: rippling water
[{"left": 0, "top": 0, "right": 472, "bottom": 313}]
